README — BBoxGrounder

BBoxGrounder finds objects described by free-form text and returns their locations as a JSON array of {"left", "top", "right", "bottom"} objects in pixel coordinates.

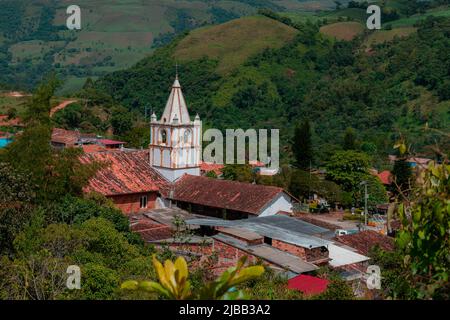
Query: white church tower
[{"left": 149, "top": 75, "right": 202, "bottom": 182}]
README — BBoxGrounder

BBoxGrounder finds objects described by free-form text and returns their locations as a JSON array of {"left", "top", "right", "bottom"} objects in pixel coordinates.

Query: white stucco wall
[
  {"left": 152, "top": 149, "right": 161, "bottom": 166},
  {"left": 155, "top": 167, "right": 200, "bottom": 182},
  {"left": 258, "top": 192, "right": 294, "bottom": 217},
  {"left": 162, "top": 149, "right": 170, "bottom": 167}
]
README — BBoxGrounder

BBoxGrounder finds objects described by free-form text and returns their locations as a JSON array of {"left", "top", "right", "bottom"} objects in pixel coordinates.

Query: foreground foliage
[{"left": 122, "top": 256, "right": 265, "bottom": 300}]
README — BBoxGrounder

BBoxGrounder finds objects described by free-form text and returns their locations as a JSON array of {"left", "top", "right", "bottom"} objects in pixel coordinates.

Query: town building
[
  {"left": 80, "top": 76, "right": 298, "bottom": 218},
  {"left": 80, "top": 150, "right": 170, "bottom": 214},
  {"left": 51, "top": 128, "right": 125, "bottom": 150},
  {"left": 76, "top": 75, "right": 392, "bottom": 284},
  {"left": 170, "top": 175, "right": 296, "bottom": 219},
  {"left": 129, "top": 209, "right": 371, "bottom": 277}
]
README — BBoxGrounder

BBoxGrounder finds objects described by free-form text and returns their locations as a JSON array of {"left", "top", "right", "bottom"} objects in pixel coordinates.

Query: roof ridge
[{"left": 183, "top": 174, "right": 284, "bottom": 190}]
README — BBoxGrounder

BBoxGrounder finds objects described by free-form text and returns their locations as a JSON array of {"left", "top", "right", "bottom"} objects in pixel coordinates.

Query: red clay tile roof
[
  {"left": 377, "top": 170, "right": 392, "bottom": 185},
  {"left": 200, "top": 162, "right": 224, "bottom": 175},
  {"left": 51, "top": 128, "right": 80, "bottom": 146},
  {"left": 249, "top": 160, "right": 265, "bottom": 167},
  {"left": 131, "top": 219, "right": 173, "bottom": 242},
  {"left": 80, "top": 150, "right": 169, "bottom": 196},
  {"left": 171, "top": 175, "right": 288, "bottom": 215},
  {"left": 335, "top": 230, "right": 395, "bottom": 255},
  {"left": 98, "top": 139, "right": 125, "bottom": 146},
  {"left": 0, "top": 115, "right": 23, "bottom": 127},
  {"left": 81, "top": 144, "right": 107, "bottom": 153}
]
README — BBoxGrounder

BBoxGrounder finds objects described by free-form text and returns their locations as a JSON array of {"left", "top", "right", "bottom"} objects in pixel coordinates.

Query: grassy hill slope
[
  {"left": 174, "top": 16, "right": 298, "bottom": 74},
  {"left": 320, "top": 21, "right": 365, "bottom": 40}
]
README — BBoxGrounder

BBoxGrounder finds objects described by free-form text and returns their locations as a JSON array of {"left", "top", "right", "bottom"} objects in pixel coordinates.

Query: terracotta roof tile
[
  {"left": 131, "top": 219, "right": 173, "bottom": 242},
  {"left": 80, "top": 150, "right": 170, "bottom": 196},
  {"left": 51, "top": 128, "right": 80, "bottom": 145},
  {"left": 200, "top": 162, "right": 224, "bottom": 175},
  {"left": 377, "top": 170, "right": 392, "bottom": 185},
  {"left": 82, "top": 144, "right": 107, "bottom": 153},
  {"left": 0, "top": 115, "right": 23, "bottom": 127},
  {"left": 98, "top": 139, "right": 125, "bottom": 146},
  {"left": 171, "top": 175, "right": 286, "bottom": 215},
  {"left": 335, "top": 230, "right": 395, "bottom": 255}
]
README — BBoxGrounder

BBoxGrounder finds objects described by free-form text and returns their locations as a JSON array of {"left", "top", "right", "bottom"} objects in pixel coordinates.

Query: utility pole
[
  {"left": 360, "top": 180, "right": 369, "bottom": 228},
  {"left": 309, "top": 160, "right": 312, "bottom": 202},
  {"left": 364, "top": 182, "right": 368, "bottom": 227}
]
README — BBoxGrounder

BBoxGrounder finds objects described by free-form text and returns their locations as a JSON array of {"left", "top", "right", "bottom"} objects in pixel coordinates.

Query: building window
[
  {"left": 184, "top": 129, "right": 192, "bottom": 144},
  {"left": 160, "top": 129, "right": 167, "bottom": 144},
  {"left": 140, "top": 195, "right": 148, "bottom": 209}
]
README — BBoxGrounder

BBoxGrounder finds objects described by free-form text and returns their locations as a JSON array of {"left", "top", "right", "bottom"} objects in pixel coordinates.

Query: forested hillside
[
  {"left": 95, "top": 12, "right": 450, "bottom": 165},
  {"left": 0, "top": 0, "right": 347, "bottom": 93}
]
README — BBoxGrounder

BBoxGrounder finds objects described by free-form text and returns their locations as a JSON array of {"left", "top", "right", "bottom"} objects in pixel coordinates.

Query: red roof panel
[{"left": 288, "top": 274, "right": 329, "bottom": 295}]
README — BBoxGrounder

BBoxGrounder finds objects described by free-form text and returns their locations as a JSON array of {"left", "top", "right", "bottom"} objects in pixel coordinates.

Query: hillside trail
[{"left": 50, "top": 99, "right": 77, "bottom": 117}]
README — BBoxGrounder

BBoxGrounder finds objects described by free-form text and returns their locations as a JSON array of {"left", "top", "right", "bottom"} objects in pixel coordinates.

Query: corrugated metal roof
[
  {"left": 186, "top": 215, "right": 332, "bottom": 249},
  {"left": 246, "top": 215, "right": 330, "bottom": 236},
  {"left": 213, "top": 234, "right": 318, "bottom": 274},
  {"left": 328, "top": 244, "right": 370, "bottom": 267}
]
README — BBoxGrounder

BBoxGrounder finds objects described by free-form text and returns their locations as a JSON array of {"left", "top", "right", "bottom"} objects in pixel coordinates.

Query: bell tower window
[
  {"left": 160, "top": 129, "right": 167, "bottom": 144},
  {"left": 184, "top": 129, "right": 192, "bottom": 145}
]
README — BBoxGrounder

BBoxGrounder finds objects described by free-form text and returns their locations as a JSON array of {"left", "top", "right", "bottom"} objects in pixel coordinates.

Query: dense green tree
[
  {"left": 364, "top": 175, "right": 389, "bottom": 209},
  {"left": 397, "top": 161, "right": 450, "bottom": 299},
  {"left": 245, "top": 267, "right": 303, "bottom": 300},
  {"left": 292, "top": 119, "right": 313, "bottom": 169},
  {"left": 121, "top": 125, "right": 150, "bottom": 149},
  {"left": 315, "top": 278, "right": 354, "bottom": 300},
  {"left": 205, "top": 171, "right": 218, "bottom": 178},
  {"left": 111, "top": 108, "right": 133, "bottom": 136},
  {"left": 368, "top": 246, "right": 415, "bottom": 299},
  {"left": 289, "top": 169, "right": 343, "bottom": 205},
  {"left": 392, "top": 159, "right": 413, "bottom": 194},
  {"left": 221, "top": 164, "right": 254, "bottom": 183},
  {"left": 76, "top": 263, "right": 120, "bottom": 300},
  {"left": 0, "top": 163, "right": 35, "bottom": 255},
  {"left": 325, "top": 150, "right": 371, "bottom": 193},
  {"left": 3, "top": 78, "right": 99, "bottom": 203},
  {"left": 78, "top": 218, "right": 141, "bottom": 268},
  {"left": 6, "top": 107, "right": 17, "bottom": 120},
  {"left": 343, "top": 127, "right": 357, "bottom": 150},
  {"left": 289, "top": 169, "right": 318, "bottom": 200}
]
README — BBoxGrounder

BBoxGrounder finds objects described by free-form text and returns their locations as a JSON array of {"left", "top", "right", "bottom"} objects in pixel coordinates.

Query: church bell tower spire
[{"left": 149, "top": 73, "right": 202, "bottom": 182}]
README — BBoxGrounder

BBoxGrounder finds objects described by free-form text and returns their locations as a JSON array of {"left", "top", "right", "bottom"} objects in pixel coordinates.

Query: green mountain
[
  {"left": 94, "top": 8, "right": 450, "bottom": 165},
  {"left": 0, "top": 0, "right": 352, "bottom": 93}
]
